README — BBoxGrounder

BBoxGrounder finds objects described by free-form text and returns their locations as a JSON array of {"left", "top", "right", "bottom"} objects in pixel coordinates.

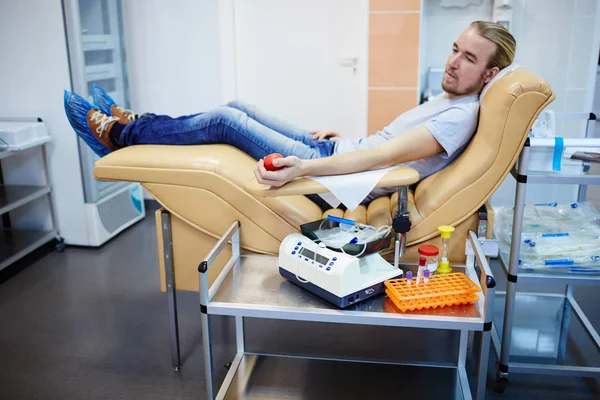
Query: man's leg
[
  {"left": 94, "top": 86, "right": 310, "bottom": 141},
  {"left": 226, "top": 100, "right": 314, "bottom": 145},
  {"left": 114, "top": 105, "right": 334, "bottom": 161},
  {"left": 64, "top": 90, "right": 336, "bottom": 211}
]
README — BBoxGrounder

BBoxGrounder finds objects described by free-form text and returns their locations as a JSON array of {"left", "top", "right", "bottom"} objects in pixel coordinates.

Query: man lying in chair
[{"left": 64, "top": 21, "right": 515, "bottom": 210}]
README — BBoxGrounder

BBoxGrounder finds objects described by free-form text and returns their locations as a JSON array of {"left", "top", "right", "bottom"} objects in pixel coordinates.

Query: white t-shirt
[{"left": 333, "top": 93, "right": 480, "bottom": 202}]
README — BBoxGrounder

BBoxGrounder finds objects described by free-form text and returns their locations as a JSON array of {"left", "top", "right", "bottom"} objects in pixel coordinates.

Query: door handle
[
  {"left": 339, "top": 57, "right": 358, "bottom": 67},
  {"left": 339, "top": 57, "right": 358, "bottom": 74}
]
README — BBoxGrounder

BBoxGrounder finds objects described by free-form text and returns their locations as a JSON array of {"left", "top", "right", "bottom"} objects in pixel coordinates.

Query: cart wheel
[
  {"left": 495, "top": 377, "right": 508, "bottom": 393},
  {"left": 55, "top": 237, "right": 65, "bottom": 252}
]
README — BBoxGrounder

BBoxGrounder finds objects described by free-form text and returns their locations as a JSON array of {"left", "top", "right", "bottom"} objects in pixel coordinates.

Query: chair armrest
[{"left": 246, "top": 166, "right": 420, "bottom": 197}]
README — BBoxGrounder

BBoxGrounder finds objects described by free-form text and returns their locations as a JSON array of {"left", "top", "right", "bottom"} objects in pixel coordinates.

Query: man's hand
[
  {"left": 254, "top": 155, "right": 305, "bottom": 187},
  {"left": 310, "top": 129, "right": 343, "bottom": 142}
]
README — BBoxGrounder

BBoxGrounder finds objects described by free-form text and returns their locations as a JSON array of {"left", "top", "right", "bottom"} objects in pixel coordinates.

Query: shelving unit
[
  {"left": 492, "top": 115, "right": 600, "bottom": 392},
  {"left": 0, "top": 119, "right": 63, "bottom": 272},
  {"left": 0, "top": 185, "right": 51, "bottom": 215}
]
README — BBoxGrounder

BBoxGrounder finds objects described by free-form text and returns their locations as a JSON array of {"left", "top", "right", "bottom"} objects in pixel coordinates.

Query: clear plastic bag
[
  {"left": 300, "top": 217, "right": 393, "bottom": 257},
  {"left": 494, "top": 202, "right": 600, "bottom": 246},
  {"left": 312, "top": 223, "right": 390, "bottom": 249},
  {"left": 494, "top": 202, "right": 600, "bottom": 271}
]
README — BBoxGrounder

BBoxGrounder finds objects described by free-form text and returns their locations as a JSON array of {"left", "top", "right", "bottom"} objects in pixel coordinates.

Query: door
[{"left": 227, "top": 0, "right": 368, "bottom": 139}]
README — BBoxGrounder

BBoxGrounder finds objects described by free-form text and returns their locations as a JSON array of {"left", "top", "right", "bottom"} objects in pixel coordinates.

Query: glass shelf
[{"left": 497, "top": 250, "right": 600, "bottom": 285}]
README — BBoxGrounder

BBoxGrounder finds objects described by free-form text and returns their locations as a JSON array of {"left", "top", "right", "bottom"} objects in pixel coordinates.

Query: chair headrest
[
  {"left": 411, "top": 67, "right": 554, "bottom": 242},
  {"left": 480, "top": 63, "right": 521, "bottom": 100}
]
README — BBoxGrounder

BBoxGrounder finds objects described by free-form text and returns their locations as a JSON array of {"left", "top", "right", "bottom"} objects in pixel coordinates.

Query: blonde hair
[{"left": 470, "top": 21, "right": 516, "bottom": 70}]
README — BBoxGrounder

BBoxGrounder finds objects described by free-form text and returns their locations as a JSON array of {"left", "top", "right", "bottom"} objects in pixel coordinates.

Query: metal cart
[
  {"left": 0, "top": 118, "right": 63, "bottom": 272},
  {"left": 493, "top": 113, "right": 600, "bottom": 392},
  {"left": 170, "top": 211, "right": 497, "bottom": 399}
]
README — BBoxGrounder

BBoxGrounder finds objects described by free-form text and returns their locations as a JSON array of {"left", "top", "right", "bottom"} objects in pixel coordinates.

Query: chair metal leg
[
  {"left": 393, "top": 185, "right": 410, "bottom": 269},
  {"left": 477, "top": 204, "right": 488, "bottom": 238},
  {"left": 161, "top": 210, "right": 182, "bottom": 371}
]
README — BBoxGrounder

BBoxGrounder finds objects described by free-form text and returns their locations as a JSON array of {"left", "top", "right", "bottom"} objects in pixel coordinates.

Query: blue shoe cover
[
  {"left": 92, "top": 83, "right": 117, "bottom": 116},
  {"left": 63, "top": 90, "right": 110, "bottom": 158}
]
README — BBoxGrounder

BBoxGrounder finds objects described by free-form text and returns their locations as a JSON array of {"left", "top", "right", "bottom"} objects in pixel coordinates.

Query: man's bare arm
[
  {"left": 255, "top": 126, "right": 443, "bottom": 187},
  {"left": 304, "top": 126, "right": 442, "bottom": 176}
]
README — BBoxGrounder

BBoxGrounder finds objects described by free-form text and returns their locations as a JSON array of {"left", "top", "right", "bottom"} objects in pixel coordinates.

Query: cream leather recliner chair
[{"left": 93, "top": 67, "right": 554, "bottom": 296}]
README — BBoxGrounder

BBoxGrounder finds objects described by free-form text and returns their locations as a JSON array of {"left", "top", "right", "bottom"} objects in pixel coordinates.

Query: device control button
[
  {"left": 326, "top": 267, "right": 331, "bottom": 271},
  {"left": 329, "top": 262, "right": 334, "bottom": 266},
  {"left": 298, "top": 255, "right": 301, "bottom": 258},
  {"left": 332, "top": 257, "right": 337, "bottom": 261},
  {"left": 304, "top": 258, "right": 308, "bottom": 261},
  {"left": 291, "top": 251, "right": 296, "bottom": 255},
  {"left": 294, "top": 246, "right": 299, "bottom": 250},
  {"left": 297, "top": 242, "right": 302, "bottom": 246},
  {"left": 319, "top": 265, "right": 323, "bottom": 268}
]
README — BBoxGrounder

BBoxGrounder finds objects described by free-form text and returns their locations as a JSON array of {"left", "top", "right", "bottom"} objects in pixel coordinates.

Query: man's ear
[{"left": 484, "top": 67, "right": 500, "bottom": 84}]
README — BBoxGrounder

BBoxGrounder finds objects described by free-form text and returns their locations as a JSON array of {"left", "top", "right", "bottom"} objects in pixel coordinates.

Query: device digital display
[{"left": 299, "top": 247, "right": 330, "bottom": 265}]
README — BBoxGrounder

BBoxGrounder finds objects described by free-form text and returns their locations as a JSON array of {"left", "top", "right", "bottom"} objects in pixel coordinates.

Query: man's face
[{"left": 442, "top": 27, "right": 499, "bottom": 97}]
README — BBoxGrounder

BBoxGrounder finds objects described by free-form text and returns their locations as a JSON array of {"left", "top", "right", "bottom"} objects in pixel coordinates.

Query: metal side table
[{"left": 191, "top": 220, "right": 496, "bottom": 400}]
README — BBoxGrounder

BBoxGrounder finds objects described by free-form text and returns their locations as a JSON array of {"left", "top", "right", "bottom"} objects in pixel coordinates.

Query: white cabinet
[{"left": 61, "top": 0, "right": 145, "bottom": 246}]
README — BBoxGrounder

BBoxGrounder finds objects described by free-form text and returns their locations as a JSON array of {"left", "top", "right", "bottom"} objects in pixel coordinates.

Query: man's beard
[
  {"left": 442, "top": 79, "right": 484, "bottom": 96},
  {"left": 442, "top": 71, "right": 486, "bottom": 96}
]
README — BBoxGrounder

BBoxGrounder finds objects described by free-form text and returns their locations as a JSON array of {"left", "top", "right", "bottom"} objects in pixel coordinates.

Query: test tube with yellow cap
[{"left": 437, "top": 225, "right": 455, "bottom": 273}]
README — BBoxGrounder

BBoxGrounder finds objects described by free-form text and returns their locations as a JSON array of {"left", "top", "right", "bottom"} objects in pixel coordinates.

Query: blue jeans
[{"left": 114, "top": 100, "right": 336, "bottom": 161}]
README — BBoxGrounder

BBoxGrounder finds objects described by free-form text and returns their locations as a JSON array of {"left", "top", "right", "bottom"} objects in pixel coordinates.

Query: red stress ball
[{"left": 263, "top": 153, "right": 284, "bottom": 171}]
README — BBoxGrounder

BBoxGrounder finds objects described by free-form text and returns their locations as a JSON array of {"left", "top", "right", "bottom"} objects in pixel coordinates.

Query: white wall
[
  {"left": 421, "top": 0, "right": 600, "bottom": 208},
  {"left": 491, "top": 0, "right": 600, "bottom": 207},
  {"left": 595, "top": 63, "right": 600, "bottom": 141},
  {"left": 510, "top": 0, "right": 598, "bottom": 130},
  {"left": 0, "top": 0, "right": 87, "bottom": 239},
  {"left": 420, "top": 0, "right": 494, "bottom": 93},
  {"left": 595, "top": 65, "right": 600, "bottom": 118},
  {"left": 123, "top": 0, "right": 223, "bottom": 116}
]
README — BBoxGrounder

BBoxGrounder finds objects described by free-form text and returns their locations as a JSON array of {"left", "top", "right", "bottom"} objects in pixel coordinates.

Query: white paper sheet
[{"left": 307, "top": 167, "right": 394, "bottom": 211}]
